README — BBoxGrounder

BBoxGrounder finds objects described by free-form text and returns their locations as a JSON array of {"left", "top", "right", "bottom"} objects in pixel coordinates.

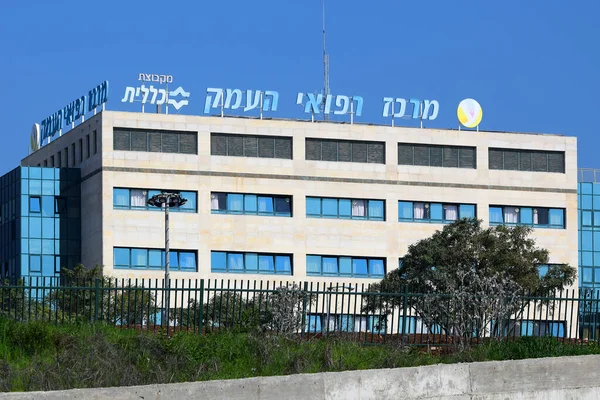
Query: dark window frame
[
  {"left": 488, "top": 148, "right": 565, "bottom": 173},
  {"left": 113, "top": 128, "right": 198, "bottom": 155},
  {"left": 210, "top": 133, "right": 293, "bottom": 160},
  {"left": 306, "top": 138, "right": 385, "bottom": 164},
  {"left": 398, "top": 143, "right": 476, "bottom": 169}
]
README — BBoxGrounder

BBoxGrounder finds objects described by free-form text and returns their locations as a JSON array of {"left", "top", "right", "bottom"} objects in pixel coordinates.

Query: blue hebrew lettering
[
  {"left": 409, "top": 98, "right": 421, "bottom": 119},
  {"left": 263, "top": 90, "right": 278, "bottom": 111},
  {"left": 74, "top": 96, "right": 85, "bottom": 119},
  {"left": 63, "top": 102, "right": 74, "bottom": 125},
  {"left": 98, "top": 81, "right": 108, "bottom": 104},
  {"left": 323, "top": 95, "right": 333, "bottom": 114},
  {"left": 298, "top": 93, "right": 321, "bottom": 114},
  {"left": 204, "top": 88, "right": 224, "bottom": 113},
  {"left": 382, "top": 97, "right": 394, "bottom": 117},
  {"left": 422, "top": 100, "right": 439, "bottom": 120},
  {"left": 334, "top": 95, "right": 350, "bottom": 115},
  {"left": 396, "top": 98, "right": 407, "bottom": 118},
  {"left": 244, "top": 90, "right": 261, "bottom": 112},
  {"left": 352, "top": 96, "right": 363, "bottom": 117},
  {"left": 225, "top": 89, "right": 243, "bottom": 109}
]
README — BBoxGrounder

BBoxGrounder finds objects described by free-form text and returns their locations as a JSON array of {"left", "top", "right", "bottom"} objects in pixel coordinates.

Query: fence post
[
  {"left": 401, "top": 285, "right": 408, "bottom": 343},
  {"left": 198, "top": 279, "right": 204, "bottom": 334},
  {"left": 94, "top": 278, "right": 100, "bottom": 322},
  {"left": 301, "top": 281, "right": 308, "bottom": 340}
]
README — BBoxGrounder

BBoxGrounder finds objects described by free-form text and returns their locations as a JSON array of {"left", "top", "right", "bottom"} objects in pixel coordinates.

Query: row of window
[
  {"left": 398, "top": 144, "right": 476, "bottom": 169},
  {"left": 113, "top": 248, "right": 386, "bottom": 278},
  {"left": 211, "top": 133, "right": 292, "bottom": 159},
  {"left": 398, "top": 201, "right": 475, "bottom": 223},
  {"left": 211, "top": 193, "right": 291, "bottom": 216},
  {"left": 489, "top": 206, "right": 565, "bottom": 229},
  {"left": 306, "top": 197, "right": 384, "bottom": 220},
  {"left": 489, "top": 148, "right": 565, "bottom": 173},
  {"left": 113, "top": 129, "right": 566, "bottom": 173},
  {"left": 306, "top": 315, "right": 565, "bottom": 337},
  {"left": 112, "top": 190, "right": 566, "bottom": 229},
  {"left": 114, "top": 248, "right": 197, "bottom": 271},
  {"left": 114, "top": 128, "right": 198, "bottom": 154},
  {"left": 113, "top": 188, "right": 197, "bottom": 212},
  {"left": 39, "top": 131, "right": 98, "bottom": 168},
  {"left": 306, "top": 138, "right": 385, "bottom": 164}
]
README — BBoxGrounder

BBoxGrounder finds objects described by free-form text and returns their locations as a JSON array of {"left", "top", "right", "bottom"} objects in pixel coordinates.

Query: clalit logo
[{"left": 457, "top": 99, "right": 482, "bottom": 128}]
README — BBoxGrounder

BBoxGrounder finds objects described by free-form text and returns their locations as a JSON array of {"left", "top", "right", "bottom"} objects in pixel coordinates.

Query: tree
[
  {"left": 364, "top": 219, "right": 576, "bottom": 348},
  {"left": 46, "top": 264, "right": 156, "bottom": 325}
]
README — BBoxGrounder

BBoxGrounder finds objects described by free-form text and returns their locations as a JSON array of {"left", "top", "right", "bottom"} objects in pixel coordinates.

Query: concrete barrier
[{"left": 2, "top": 355, "right": 600, "bottom": 399}]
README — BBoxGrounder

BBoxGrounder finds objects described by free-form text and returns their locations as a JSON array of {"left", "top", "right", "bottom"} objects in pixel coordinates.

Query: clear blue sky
[{"left": 1, "top": 0, "right": 599, "bottom": 173}]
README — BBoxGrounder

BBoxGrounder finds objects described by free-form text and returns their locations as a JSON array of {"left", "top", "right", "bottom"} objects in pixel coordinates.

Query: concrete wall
[{"left": 2, "top": 354, "right": 600, "bottom": 399}]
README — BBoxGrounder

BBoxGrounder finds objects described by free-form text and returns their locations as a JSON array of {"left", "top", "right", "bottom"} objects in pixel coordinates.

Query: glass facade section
[
  {"left": 211, "top": 251, "right": 292, "bottom": 275},
  {"left": 398, "top": 201, "right": 475, "bottom": 223},
  {"left": 579, "top": 180, "right": 600, "bottom": 287},
  {"left": 0, "top": 167, "right": 81, "bottom": 281},
  {"left": 306, "top": 197, "right": 384, "bottom": 221}
]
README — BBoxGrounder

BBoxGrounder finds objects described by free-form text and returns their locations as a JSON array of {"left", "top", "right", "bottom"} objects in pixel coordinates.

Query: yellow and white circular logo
[
  {"left": 457, "top": 98, "right": 482, "bottom": 128},
  {"left": 30, "top": 123, "right": 40, "bottom": 152}
]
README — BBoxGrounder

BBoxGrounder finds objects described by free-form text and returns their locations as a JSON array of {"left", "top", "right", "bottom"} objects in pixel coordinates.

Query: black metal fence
[{"left": 1, "top": 277, "right": 599, "bottom": 345}]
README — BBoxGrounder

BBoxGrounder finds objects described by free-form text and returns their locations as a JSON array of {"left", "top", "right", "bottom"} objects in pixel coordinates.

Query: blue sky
[{"left": 1, "top": 0, "right": 599, "bottom": 173}]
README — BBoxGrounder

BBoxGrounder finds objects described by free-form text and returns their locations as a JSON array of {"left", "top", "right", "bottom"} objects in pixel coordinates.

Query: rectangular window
[
  {"left": 211, "top": 251, "right": 292, "bottom": 275},
  {"left": 211, "top": 192, "right": 292, "bottom": 217},
  {"left": 57, "top": 151, "right": 62, "bottom": 168},
  {"left": 306, "top": 255, "right": 385, "bottom": 278},
  {"left": 398, "top": 143, "right": 476, "bottom": 169},
  {"left": 489, "top": 206, "right": 565, "bottom": 228},
  {"left": 29, "top": 196, "right": 41, "bottom": 213},
  {"left": 113, "top": 188, "right": 198, "bottom": 213},
  {"left": 78, "top": 138, "right": 83, "bottom": 162},
  {"left": 113, "top": 247, "right": 197, "bottom": 271},
  {"left": 70, "top": 143, "right": 75, "bottom": 166},
  {"left": 50, "top": 156, "right": 55, "bottom": 167},
  {"left": 64, "top": 148, "right": 69, "bottom": 168},
  {"left": 113, "top": 128, "right": 198, "bottom": 154},
  {"left": 93, "top": 130, "right": 98, "bottom": 154},
  {"left": 210, "top": 133, "right": 292, "bottom": 159},
  {"left": 306, "top": 138, "right": 384, "bottom": 164},
  {"left": 86, "top": 135, "right": 90, "bottom": 158},
  {"left": 488, "top": 148, "right": 565, "bottom": 173},
  {"left": 306, "top": 197, "right": 385, "bottom": 221},
  {"left": 398, "top": 201, "right": 475, "bottom": 223}
]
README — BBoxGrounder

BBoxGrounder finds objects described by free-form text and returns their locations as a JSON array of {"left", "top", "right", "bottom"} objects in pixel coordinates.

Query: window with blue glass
[
  {"left": 211, "top": 251, "right": 292, "bottom": 275},
  {"left": 114, "top": 247, "right": 197, "bottom": 271},
  {"left": 306, "top": 197, "right": 385, "bottom": 221},
  {"left": 113, "top": 188, "right": 197, "bottom": 212},
  {"left": 489, "top": 206, "right": 565, "bottom": 228},
  {"left": 398, "top": 201, "right": 475, "bottom": 223},
  {"left": 519, "top": 320, "right": 566, "bottom": 337},
  {"left": 211, "top": 193, "right": 292, "bottom": 217},
  {"left": 306, "top": 255, "right": 385, "bottom": 278}
]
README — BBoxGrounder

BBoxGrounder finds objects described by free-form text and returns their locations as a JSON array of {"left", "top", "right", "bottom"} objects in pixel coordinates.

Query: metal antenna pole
[{"left": 321, "top": 0, "right": 330, "bottom": 121}]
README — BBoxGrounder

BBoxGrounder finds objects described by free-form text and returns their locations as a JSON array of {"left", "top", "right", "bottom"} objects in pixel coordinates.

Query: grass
[{"left": 1, "top": 318, "right": 600, "bottom": 392}]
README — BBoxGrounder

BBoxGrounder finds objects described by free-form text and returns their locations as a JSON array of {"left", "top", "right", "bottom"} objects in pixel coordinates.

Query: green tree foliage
[
  {"left": 364, "top": 219, "right": 576, "bottom": 347},
  {"left": 46, "top": 264, "right": 157, "bottom": 325}
]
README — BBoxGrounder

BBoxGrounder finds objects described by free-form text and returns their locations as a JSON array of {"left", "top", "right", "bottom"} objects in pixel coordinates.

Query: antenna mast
[{"left": 322, "top": 0, "right": 330, "bottom": 121}]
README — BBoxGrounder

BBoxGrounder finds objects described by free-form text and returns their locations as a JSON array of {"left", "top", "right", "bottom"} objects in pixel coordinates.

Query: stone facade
[{"left": 21, "top": 111, "right": 578, "bottom": 289}]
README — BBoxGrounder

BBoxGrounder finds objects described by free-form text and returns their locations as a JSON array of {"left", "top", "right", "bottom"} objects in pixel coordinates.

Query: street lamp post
[{"left": 147, "top": 192, "right": 187, "bottom": 329}]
